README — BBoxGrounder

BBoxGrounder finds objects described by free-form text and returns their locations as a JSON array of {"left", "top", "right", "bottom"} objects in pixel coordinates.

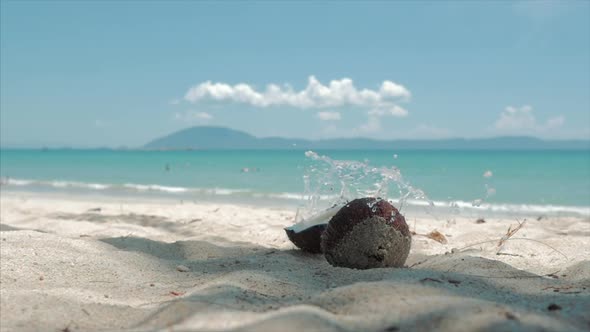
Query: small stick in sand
[
  {"left": 434, "top": 218, "right": 569, "bottom": 277},
  {"left": 496, "top": 252, "right": 524, "bottom": 257},
  {"left": 497, "top": 219, "right": 526, "bottom": 249},
  {"left": 411, "top": 229, "right": 448, "bottom": 244},
  {"left": 426, "top": 230, "right": 448, "bottom": 244}
]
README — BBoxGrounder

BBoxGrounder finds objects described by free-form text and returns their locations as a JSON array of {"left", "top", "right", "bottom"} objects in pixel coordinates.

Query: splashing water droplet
[{"left": 295, "top": 151, "right": 433, "bottom": 221}]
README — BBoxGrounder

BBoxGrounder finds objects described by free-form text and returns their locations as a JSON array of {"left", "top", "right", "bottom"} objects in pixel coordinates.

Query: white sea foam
[
  {"left": 1, "top": 178, "right": 33, "bottom": 186},
  {"left": 445, "top": 200, "right": 590, "bottom": 216},
  {"left": 204, "top": 188, "right": 251, "bottom": 195},
  {"left": 3, "top": 178, "right": 187, "bottom": 194},
  {"left": 122, "top": 183, "right": 188, "bottom": 193},
  {"left": 2, "top": 177, "right": 253, "bottom": 197},
  {"left": 3, "top": 178, "right": 109, "bottom": 190},
  {"left": 2, "top": 177, "right": 589, "bottom": 217},
  {"left": 256, "top": 192, "right": 340, "bottom": 201},
  {"left": 399, "top": 198, "right": 590, "bottom": 216}
]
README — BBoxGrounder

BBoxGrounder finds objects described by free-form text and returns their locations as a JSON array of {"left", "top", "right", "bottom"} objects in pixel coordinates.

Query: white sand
[{"left": 1, "top": 192, "right": 589, "bottom": 332}]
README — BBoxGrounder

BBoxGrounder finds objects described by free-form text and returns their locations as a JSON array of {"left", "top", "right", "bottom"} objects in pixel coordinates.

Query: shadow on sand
[{"left": 95, "top": 235, "right": 590, "bottom": 332}]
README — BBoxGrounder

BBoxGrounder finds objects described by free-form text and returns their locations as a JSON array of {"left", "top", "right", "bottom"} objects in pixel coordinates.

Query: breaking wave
[{"left": 2, "top": 177, "right": 588, "bottom": 217}]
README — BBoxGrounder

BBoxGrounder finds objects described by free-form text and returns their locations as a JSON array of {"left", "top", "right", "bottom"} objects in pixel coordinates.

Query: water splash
[
  {"left": 295, "top": 151, "right": 434, "bottom": 222},
  {"left": 472, "top": 169, "right": 496, "bottom": 207}
]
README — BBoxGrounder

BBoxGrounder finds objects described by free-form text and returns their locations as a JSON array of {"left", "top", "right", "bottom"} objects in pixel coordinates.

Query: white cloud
[
  {"left": 494, "top": 105, "right": 565, "bottom": 133},
  {"left": 545, "top": 116, "right": 565, "bottom": 129},
  {"left": 380, "top": 81, "right": 409, "bottom": 98},
  {"left": 174, "top": 111, "right": 213, "bottom": 122},
  {"left": 495, "top": 105, "right": 535, "bottom": 130},
  {"left": 368, "top": 105, "right": 408, "bottom": 118},
  {"left": 184, "top": 76, "right": 411, "bottom": 113},
  {"left": 195, "top": 112, "right": 213, "bottom": 120},
  {"left": 316, "top": 111, "right": 341, "bottom": 121}
]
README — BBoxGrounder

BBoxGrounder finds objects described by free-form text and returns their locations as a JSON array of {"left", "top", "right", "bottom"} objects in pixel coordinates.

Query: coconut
[
  {"left": 284, "top": 204, "right": 342, "bottom": 253},
  {"left": 321, "top": 197, "right": 411, "bottom": 269}
]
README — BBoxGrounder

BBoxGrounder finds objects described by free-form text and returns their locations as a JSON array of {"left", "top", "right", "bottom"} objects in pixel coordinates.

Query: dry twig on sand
[
  {"left": 454, "top": 218, "right": 568, "bottom": 261},
  {"left": 497, "top": 219, "right": 526, "bottom": 249},
  {"left": 411, "top": 229, "right": 448, "bottom": 244},
  {"left": 425, "top": 230, "right": 448, "bottom": 244}
]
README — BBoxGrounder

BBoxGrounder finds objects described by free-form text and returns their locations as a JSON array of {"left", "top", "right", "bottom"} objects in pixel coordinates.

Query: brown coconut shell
[{"left": 321, "top": 197, "right": 411, "bottom": 269}]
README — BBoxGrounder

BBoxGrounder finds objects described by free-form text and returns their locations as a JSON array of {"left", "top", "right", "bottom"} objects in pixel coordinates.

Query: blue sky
[{"left": 1, "top": 1, "right": 589, "bottom": 147}]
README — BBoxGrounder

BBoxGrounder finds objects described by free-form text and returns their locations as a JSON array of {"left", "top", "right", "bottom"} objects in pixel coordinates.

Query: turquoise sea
[{"left": 1, "top": 149, "right": 589, "bottom": 216}]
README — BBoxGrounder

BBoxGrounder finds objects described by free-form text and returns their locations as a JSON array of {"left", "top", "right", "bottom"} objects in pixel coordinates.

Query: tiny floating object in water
[
  {"left": 321, "top": 197, "right": 411, "bottom": 269},
  {"left": 284, "top": 204, "right": 343, "bottom": 253}
]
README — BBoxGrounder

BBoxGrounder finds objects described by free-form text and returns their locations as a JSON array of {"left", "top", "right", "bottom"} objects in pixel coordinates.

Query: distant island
[{"left": 143, "top": 126, "right": 590, "bottom": 150}]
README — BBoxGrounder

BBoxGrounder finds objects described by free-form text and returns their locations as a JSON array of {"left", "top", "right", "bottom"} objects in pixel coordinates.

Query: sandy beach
[{"left": 1, "top": 191, "right": 589, "bottom": 332}]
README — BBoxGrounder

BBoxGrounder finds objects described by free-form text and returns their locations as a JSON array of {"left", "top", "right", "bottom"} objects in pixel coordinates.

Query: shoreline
[
  {"left": 1, "top": 192, "right": 589, "bottom": 331},
  {"left": 2, "top": 185, "right": 589, "bottom": 219}
]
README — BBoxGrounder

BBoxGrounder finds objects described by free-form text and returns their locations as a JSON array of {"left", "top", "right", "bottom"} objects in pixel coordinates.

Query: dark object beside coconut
[
  {"left": 321, "top": 197, "right": 411, "bottom": 269},
  {"left": 284, "top": 204, "right": 341, "bottom": 253},
  {"left": 285, "top": 224, "right": 327, "bottom": 253}
]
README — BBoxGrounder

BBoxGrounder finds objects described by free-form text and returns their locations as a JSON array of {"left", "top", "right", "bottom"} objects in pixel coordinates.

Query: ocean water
[{"left": 1, "top": 149, "right": 589, "bottom": 216}]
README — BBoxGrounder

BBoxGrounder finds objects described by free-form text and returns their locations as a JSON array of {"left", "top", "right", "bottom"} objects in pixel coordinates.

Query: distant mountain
[{"left": 144, "top": 126, "right": 590, "bottom": 150}]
